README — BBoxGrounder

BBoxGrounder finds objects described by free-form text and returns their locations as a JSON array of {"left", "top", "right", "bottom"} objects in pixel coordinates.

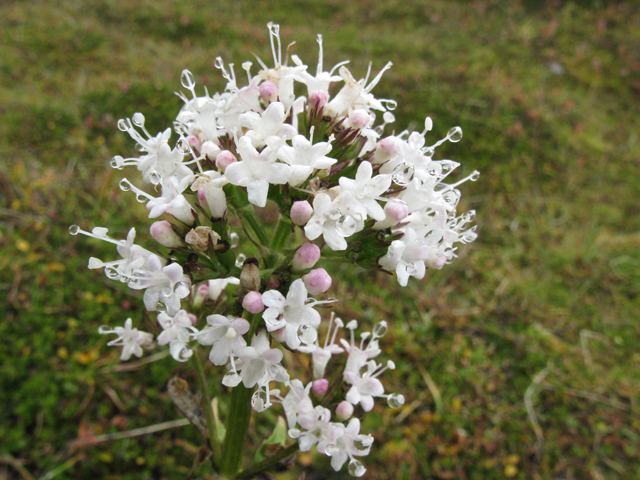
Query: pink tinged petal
[
  {"left": 230, "top": 318, "right": 251, "bottom": 335},
  {"left": 261, "top": 348, "right": 283, "bottom": 363},
  {"left": 361, "top": 377, "right": 385, "bottom": 396}
]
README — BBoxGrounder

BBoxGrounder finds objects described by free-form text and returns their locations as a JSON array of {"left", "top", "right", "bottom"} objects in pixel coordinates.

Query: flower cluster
[{"left": 70, "top": 23, "right": 477, "bottom": 477}]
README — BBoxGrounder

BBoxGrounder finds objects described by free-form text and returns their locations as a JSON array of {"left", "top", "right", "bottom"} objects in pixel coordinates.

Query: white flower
[
  {"left": 238, "top": 101, "right": 297, "bottom": 150},
  {"left": 230, "top": 331, "right": 289, "bottom": 389},
  {"left": 157, "top": 310, "right": 195, "bottom": 362},
  {"left": 224, "top": 137, "right": 291, "bottom": 207},
  {"left": 85, "top": 227, "right": 152, "bottom": 282},
  {"left": 262, "top": 279, "right": 321, "bottom": 350},
  {"left": 344, "top": 360, "right": 385, "bottom": 412},
  {"left": 291, "top": 406, "right": 344, "bottom": 454},
  {"left": 298, "top": 313, "right": 345, "bottom": 379},
  {"left": 276, "top": 134, "right": 336, "bottom": 187},
  {"left": 324, "top": 63, "right": 393, "bottom": 118},
  {"left": 127, "top": 254, "right": 191, "bottom": 314},
  {"left": 292, "top": 34, "right": 344, "bottom": 95},
  {"left": 304, "top": 191, "right": 367, "bottom": 251},
  {"left": 99, "top": 318, "right": 153, "bottom": 361},
  {"left": 325, "top": 418, "right": 373, "bottom": 476},
  {"left": 197, "top": 314, "right": 250, "bottom": 366},
  {"left": 339, "top": 161, "right": 391, "bottom": 221},
  {"left": 378, "top": 227, "right": 430, "bottom": 287},
  {"left": 146, "top": 175, "right": 195, "bottom": 224},
  {"left": 281, "top": 380, "right": 314, "bottom": 429}
]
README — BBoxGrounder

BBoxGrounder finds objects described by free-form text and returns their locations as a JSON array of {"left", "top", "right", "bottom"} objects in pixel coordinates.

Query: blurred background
[{"left": 1, "top": 1, "right": 639, "bottom": 479}]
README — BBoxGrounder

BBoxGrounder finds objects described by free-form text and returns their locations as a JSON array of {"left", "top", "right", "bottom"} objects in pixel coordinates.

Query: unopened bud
[
  {"left": 370, "top": 136, "right": 398, "bottom": 165},
  {"left": 201, "top": 140, "right": 221, "bottom": 160},
  {"left": 215, "top": 150, "right": 237, "bottom": 172},
  {"left": 290, "top": 200, "right": 313, "bottom": 226},
  {"left": 302, "top": 268, "right": 332, "bottom": 295},
  {"left": 349, "top": 109, "right": 371, "bottom": 129},
  {"left": 242, "top": 291, "right": 265, "bottom": 314},
  {"left": 272, "top": 327, "right": 287, "bottom": 343},
  {"left": 426, "top": 255, "right": 447, "bottom": 270},
  {"left": 259, "top": 80, "right": 279, "bottom": 103},
  {"left": 150, "top": 221, "right": 184, "bottom": 248},
  {"left": 187, "top": 135, "right": 202, "bottom": 151},
  {"left": 187, "top": 313, "right": 198, "bottom": 326},
  {"left": 308, "top": 90, "right": 329, "bottom": 110},
  {"left": 192, "top": 283, "right": 210, "bottom": 309},
  {"left": 384, "top": 201, "right": 409, "bottom": 223},
  {"left": 312, "top": 379, "right": 329, "bottom": 396},
  {"left": 239, "top": 257, "right": 261, "bottom": 293},
  {"left": 336, "top": 401, "right": 354, "bottom": 420},
  {"left": 292, "top": 242, "right": 321, "bottom": 271}
]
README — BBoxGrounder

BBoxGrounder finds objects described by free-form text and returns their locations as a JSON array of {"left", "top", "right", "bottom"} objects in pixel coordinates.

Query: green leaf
[{"left": 253, "top": 416, "right": 288, "bottom": 463}]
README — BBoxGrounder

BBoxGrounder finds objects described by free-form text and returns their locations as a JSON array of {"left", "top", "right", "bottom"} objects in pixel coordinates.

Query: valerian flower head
[{"left": 72, "top": 21, "right": 479, "bottom": 478}]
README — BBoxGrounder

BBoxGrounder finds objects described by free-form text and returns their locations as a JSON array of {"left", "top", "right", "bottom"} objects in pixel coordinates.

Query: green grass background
[{"left": 1, "top": 1, "right": 639, "bottom": 479}]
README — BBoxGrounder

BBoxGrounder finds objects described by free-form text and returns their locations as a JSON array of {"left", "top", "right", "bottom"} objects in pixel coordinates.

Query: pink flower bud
[
  {"left": 336, "top": 401, "right": 354, "bottom": 421},
  {"left": 290, "top": 200, "right": 313, "bottom": 226},
  {"left": 292, "top": 242, "right": 321, "bottom": 271},
  {"left": 215, "top": 150, "right": 237, "bottom": 172},
  {"left": 370, "top": 136, "right": 398, "bottom": 165},
  {"left": 272, "top": 327, "right": 287, "bottom": 343},
  {"left": 384, "top": 201, "right": 409, "bottom": 224},
  {"left": 349, "top": 109, "right": 371, "bottom": 129},
  {"left": 201, "top": 140, "right": 221, "bottom": 160},
  {"left": 150, "top": 220, "right": 184, "bottom": 248},
  {"left": 259, "top": 80, "right": 279, "bottom": 103},
  {"left": 188, "top": 313, "right": 198, "bottom": 326},
  {"left": 192, "top": 283, "right": 209, "bottom": 309},
  {"left": 242, "top": 291, "right": 265, "bottom": 314},
  {"left": 308, "top": 90, "right": 329, "bottom": 110},
  {"left": 302, "top": 268, "right": 332, "bottom": 295},
  {"left": 426, "top": 255, "right": 447, "bottom": 270},
  {"left": 187, "top": 135, "right": 202, "bottom": 151},
  {"left": 312, "top": 378, "right": 329, "bottom": 396}
]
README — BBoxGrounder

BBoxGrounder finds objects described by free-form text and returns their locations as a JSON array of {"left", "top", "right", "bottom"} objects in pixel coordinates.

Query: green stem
[
  {"left": 220, "top": 384, "right": 254, "bottom": 477},
  {"left": 239, "top": 206, "right": 270, "bottom": 247},
  {"left": 270, "top": 214, "right": 291, "bottom": 251},
  {"left": 191, "top": 346, "right": 222, "bottom": 468},
  {"left": 235, "top": 443, "right": 300, "bottom": 479}
]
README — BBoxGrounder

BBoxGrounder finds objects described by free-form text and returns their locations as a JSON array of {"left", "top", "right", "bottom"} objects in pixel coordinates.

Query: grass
[{"left": 1, "top": 0, "right": 640, "bottom": 479}]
